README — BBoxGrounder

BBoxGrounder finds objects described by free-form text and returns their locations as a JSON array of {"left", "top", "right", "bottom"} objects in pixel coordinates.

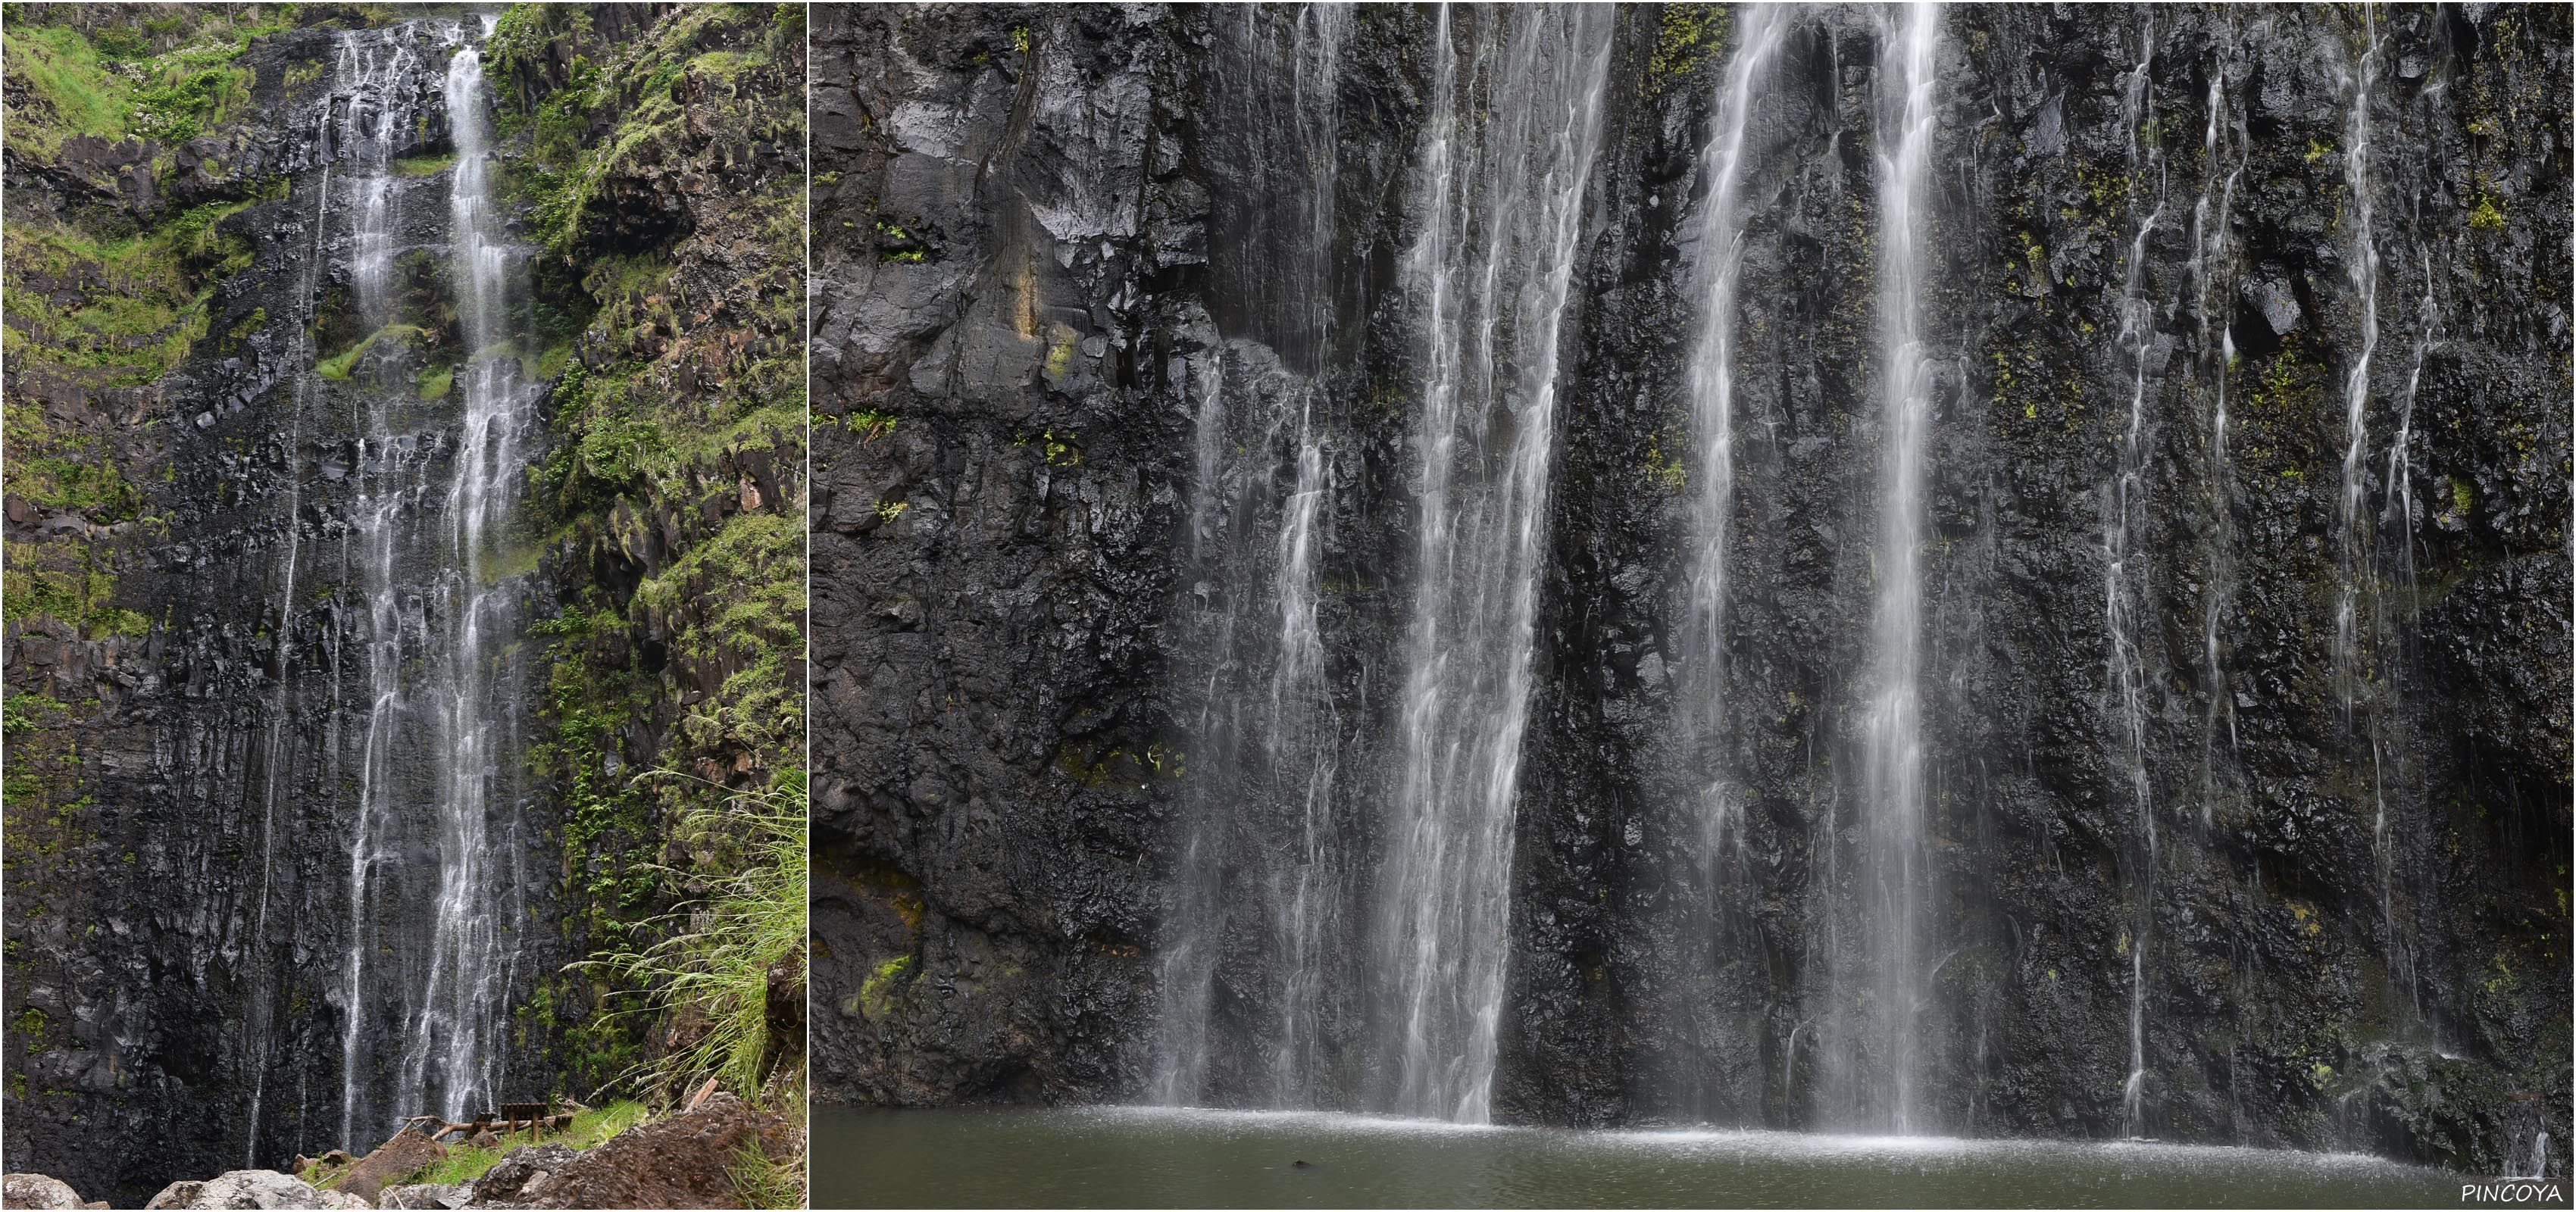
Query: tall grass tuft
[
  {"left": 727, "top": 1139, "right": 806, "bottom": 1210},
  {"left": 578, "top": 770, "right": 806, "bottom": 1104}
]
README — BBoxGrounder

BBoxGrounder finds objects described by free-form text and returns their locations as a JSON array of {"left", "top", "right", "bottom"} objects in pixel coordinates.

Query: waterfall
[
  {"left": 1840, "top": 0, "right": 1941, "bottom": 1135},
  {"left": 244, "top": 35, "right": 347, "bottom": 1167},
  {"left": 2332, "top": 5, "right": 2400, "bottom": 1058},
  {"left": 2333, "top": 13, "right": 2381, "bottom": 723},
  {"left": 1152, "top": 350, "right": 1228, "bottom": 1107},
  {"left": 327, "top": 23, "right": 427, "bottom": 1150},
  {"left": 2374, "top": 269, "right": 2440, "bottom": 1020},
  {"left": 2512, "top": 1132, "right": 2555, "bottom": 1180},
  {"left": 1261, "top": 3, "right": 1346, "bottom": 1110},
  {"left": 2106, "top": 20, "right": 2166, "bottom": 1142},
  {"left": 1152, "top": 2, "right": 1349, "bottom": 1110},
  {"left": 1374, "top": 3, "right": 1610, "bottom": 1123},
  {"left": 2191, "top": 55, "right": 2245, "bottom": 823},
  {"left": 390, "top": 32, "right": 536, "bottom": 1121},
  {"left": 1665, "top": 2, "right": 1785, "bottom": 1120}
]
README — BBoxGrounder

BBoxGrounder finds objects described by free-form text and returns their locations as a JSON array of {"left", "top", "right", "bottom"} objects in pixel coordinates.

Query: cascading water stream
[
  {"left": 1837, "top": 0, "right": 1941, "bottom": 1135},
  {"left": 244, "top": 36, "right": 346, "bottom": 1167},
  {"left": 2190, "top": 57, "right": 2246, "bottom": 821},
  {"left": 1263, "top": 4, "right": 1346, "bottom": 1109},
  {"left": 2105, "top": 21, "right": 2166, "bottom": 1142},
  {"left": 1152, "top": 349, "right": 1230, "bottom": 1107},
  {"left": 1665, "top": 2, "right": 1785, "bottom": 1118},
  {"left": 392, "top": 30, "right": 535, "bottom": 1120},
  {"left": 1151, "top": 2, "right": 1348, "bottom": 1110},
  {"left": 2333, "top": 13, "right": 2381, "bottom": 726},
  {"left": 1376, "top": 3, "right": 1609, "bottom": 1123},
  {"left": 2371, "top": 269, "right": 2440, "bottom": 1022},
  {"left": 326, "top": 23, "right": 427, "bottom": 1150},
  {"left": 2331, "top": 10, "right": 2402, "bottom": 1066}
]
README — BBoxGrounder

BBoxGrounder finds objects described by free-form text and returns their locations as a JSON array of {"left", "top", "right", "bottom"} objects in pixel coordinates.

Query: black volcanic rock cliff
[{"left": 811, "top": 2, "right": 2569, "bottom": 1174}]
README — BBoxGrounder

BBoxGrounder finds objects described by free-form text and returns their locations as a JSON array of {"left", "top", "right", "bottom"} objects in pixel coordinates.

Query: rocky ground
[{"left": 0, "top": 1092, "right": 796, "bottom": 1210}]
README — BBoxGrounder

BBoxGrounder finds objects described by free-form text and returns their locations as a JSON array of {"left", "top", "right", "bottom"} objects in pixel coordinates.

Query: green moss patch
[
  {"left": 315, "top": 323, "right": 433, "bottom": 380},
  {"left": 391, "top": 152, "right": 457, "bottom": 176}
]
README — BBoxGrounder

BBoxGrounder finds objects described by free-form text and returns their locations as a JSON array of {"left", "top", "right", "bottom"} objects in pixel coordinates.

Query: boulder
[
  {"left": 164, "top": 1170, "right": 336, "bottom": 1208},
  {"left": 142, "top": 1181, "right": 202, "bottom": 1209},
  {"left": 377, "top": 1183, "right": 470, "bottom": 1209},
  {"left": 336, "top": 1126, "right": 448, "bottom": 1205},
  {"left": 464, "top": 1145, "right": 577, "bottom": 1207},
  {"left": 1, "top": 1174, "right": 83, "bottom": 1209}
]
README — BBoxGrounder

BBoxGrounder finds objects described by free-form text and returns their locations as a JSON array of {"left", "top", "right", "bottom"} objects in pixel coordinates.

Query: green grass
[
  {"left": 2, "top": 199, "right": 260, "bottom": 384},
  {"left": 2, "top": 25, "right": 127, "bottom": 155},
  {"left": 393, "top": 1100, "right": 651, "bottom": 1189},
  {"left": 391, "top": 152, "right": 457, "bottom": 176},
  {"left": 527, "top": 340, "right": 577, "bottom": 382},
  {"left": 0, "top": 11, "right": 287, "bottom": 158},
  {"left": 727, "top": 1138, "right": 804, "bottom": 1210},
  {"left": 316, "top": 323, "right": 433, "bottom": 379},
  {"left": 579, "top": 775, "right": 805, "bottom": 1101},
  {"left": 419, "top": 365, "right": 455, "bottom": 401}
]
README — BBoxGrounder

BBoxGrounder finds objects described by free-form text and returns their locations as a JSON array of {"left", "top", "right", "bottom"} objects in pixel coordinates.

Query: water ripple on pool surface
[{"left": 816, "top": 1106, "right": 2468, "bottom": 1208}]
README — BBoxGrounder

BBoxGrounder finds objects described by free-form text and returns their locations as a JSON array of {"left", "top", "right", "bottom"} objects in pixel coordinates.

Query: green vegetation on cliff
[
  {"left": 480, "top": 2, "right": 807, "bottom": 1150},
  {"left": 0, "top": 5, "right": 295, "bottom": 158},
  {"left": 0, "top": 6, "right": 339, "bottom": 645}
]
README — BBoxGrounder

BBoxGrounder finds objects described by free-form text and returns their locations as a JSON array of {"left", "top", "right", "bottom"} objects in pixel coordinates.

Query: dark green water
[{"left": 814, "top": 1106, "right": 2493, "bottom": 1208}]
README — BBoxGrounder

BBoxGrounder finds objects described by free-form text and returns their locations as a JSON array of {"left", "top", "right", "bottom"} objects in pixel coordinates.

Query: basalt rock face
[
  {"left": 814, "top": 1, "right": 2569, "bottom": 1173},
  {"left": 4, "top": 5, "right": 803, "bottom": 1203}
]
